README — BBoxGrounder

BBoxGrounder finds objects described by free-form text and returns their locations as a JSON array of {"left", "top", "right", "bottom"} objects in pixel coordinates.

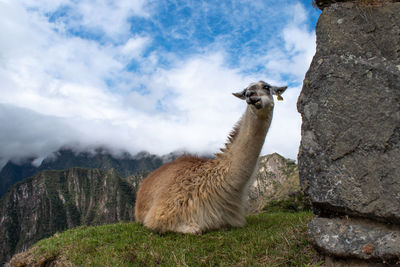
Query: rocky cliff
[
  {"left": 0, "top": 148, "right": 164, "bottom": 199},
  {"left": 0, "top": 168, "right": 140, "bottom": 266},
  {"left": 298, "top": 0, "right": 400, "bottom": 264},
  {"left": 247, "top": 153, "right": 308, "bottom": 213},
  {"left": 0, "top": 161, "right": 38, "bottom": 201}
]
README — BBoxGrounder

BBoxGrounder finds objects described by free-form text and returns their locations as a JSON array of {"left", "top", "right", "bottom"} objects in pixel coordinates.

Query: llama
[{"left": 134, "top": 81, "right": 287, "bottom": 234}]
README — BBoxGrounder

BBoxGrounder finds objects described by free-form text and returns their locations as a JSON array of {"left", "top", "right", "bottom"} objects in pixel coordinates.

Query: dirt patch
[{"left": 6, "top": 249, "right": 74, "bottom": 267}]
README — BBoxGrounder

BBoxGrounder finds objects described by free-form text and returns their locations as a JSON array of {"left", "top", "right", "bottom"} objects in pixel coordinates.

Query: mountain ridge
[{"left": 0, "top": 148, "right": 185, "bottom": 199}]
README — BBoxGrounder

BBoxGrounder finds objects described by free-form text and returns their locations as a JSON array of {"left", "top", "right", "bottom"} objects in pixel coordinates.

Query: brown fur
[{"left": 134, "top": 81, "right": 283, "bottom": 234}]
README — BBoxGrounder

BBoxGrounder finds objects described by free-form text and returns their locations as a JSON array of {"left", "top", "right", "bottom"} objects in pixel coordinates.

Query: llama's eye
[{"left": 263, "top": 85, "right": 270, "bottom": 92}]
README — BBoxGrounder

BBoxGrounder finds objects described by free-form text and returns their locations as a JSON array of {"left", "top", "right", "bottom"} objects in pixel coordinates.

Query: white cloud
[
  {"left": 263, "top": 3, "right": 316, "bottom": 81},
  {"left": 17, "top": 0, "right": 150, "bottom": 40},
  {"left": 264, "top": 86, "right": 302, "bottom": 159},
  {"left": 121, "top": 36, "right": 151, "bottom": 59},
  {"left": 0, "top": 0, "right": 316, "bottom": 166},
  {"left": 0, "top": 104, "right": 79, "bottom": 167}
]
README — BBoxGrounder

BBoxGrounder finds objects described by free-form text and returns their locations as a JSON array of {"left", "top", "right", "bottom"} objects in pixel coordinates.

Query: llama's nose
[
  {"left": 245, "top": 91, "right": 255, "bottom": 98},
  {"left": 246, "top": 96, "right": 261, "bottom": 105}
]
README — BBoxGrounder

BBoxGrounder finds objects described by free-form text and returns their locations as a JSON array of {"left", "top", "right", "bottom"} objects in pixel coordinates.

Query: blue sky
[{"left": 0, "top": 0, "right": 320, "bottom": 167}]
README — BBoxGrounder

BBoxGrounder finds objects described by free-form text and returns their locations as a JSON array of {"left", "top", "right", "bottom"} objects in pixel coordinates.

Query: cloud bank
[{"left": 0, "top": 0, "right": 318, "bottom": 168}]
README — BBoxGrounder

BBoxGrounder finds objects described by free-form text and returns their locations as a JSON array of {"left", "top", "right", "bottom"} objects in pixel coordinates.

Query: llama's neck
[{"left": 218, "top": 105, "right": 273, "bottom": 188}]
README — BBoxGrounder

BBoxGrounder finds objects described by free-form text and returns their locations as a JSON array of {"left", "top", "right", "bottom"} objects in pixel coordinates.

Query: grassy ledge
[{"left": 10, "top": 211, "right": 323, "bottom": 267}]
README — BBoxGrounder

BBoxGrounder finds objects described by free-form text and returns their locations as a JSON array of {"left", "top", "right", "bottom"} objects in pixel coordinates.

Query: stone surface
[
  {"left": 309, "top": 217, "right": 400, "bottom": 262},
  {"left": 297, "top": 1, "right": 400, "bottom": 262},
  {"left": 323, "top": 256, "right": 399, "bottom": 267},
  {"left": 313, "top": 0, "right": 400, "bottom": 10},
  {"left": 298, "top": 1, "right": 400, "bottom": 222}
]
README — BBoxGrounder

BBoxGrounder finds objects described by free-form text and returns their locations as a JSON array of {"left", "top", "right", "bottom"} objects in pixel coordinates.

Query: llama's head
[{"left": 233, "top": 81, "right": 287, "bottom": 113}]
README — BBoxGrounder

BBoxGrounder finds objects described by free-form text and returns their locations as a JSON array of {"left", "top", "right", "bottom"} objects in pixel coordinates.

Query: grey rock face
[
  {"left": 309, "top": 217, "right": 400, "bottom": 262},
  {"left": 297, "top": 1, "right": 400, "bottom": 262},
  {"left": 0, "top": 168, "right": 140, "bottom": 266}
]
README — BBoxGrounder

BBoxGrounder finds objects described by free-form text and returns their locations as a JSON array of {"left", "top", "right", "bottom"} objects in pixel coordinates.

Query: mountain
[
  {"left": 247, "top": 153, "right": 310, "bottom": 213},
  {"left": 0, "top": 167, "right": 141, "bottom": 266},
  {"left": 0, "top": 148, "right": 166, "bottom": 199},
  {"left": 0, "top": 161, "right": 38, "bottom": 201}
]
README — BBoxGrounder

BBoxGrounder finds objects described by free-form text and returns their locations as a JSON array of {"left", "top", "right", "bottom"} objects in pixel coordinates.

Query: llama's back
[{"left": 134, "top": 155, "right": 208, "bottom": 225}]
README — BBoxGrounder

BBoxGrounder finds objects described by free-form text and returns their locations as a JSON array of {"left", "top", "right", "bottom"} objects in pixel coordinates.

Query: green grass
[
  {"left": 263, "top": 192, "right": 312, "bottom": 213},
  {"left": 13, "top": 211, "right": 322, "bottom": 266}
]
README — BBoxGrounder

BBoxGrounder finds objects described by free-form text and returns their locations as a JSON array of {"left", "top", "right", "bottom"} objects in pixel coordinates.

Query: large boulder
[{"left": 297, "top": 1, "right": 400, "bottom": 263}]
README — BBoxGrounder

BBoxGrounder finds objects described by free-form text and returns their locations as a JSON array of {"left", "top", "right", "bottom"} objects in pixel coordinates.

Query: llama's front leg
[
  {"left": 143, "top": 206, "right": 174, "bottom": 233},
  {"left": 175, "top": 223, "right": 202, "bottom": 235}
]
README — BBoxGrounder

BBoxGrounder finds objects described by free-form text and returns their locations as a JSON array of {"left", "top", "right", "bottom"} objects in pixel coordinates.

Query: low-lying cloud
[{"left": 0, "top": 0, "right": 317, "bottom": 168}]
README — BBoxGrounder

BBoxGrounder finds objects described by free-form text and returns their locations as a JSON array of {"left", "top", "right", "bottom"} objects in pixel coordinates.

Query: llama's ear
[{"left": 232, "top": 89, "right": 246, "bottom": 100}]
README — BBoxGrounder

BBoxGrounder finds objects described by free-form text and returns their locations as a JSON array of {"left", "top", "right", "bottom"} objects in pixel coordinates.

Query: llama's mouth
[
  {"left": 246, "top": 96, "right": 261, "bottom": 105},
  {"left": 254, "top": 99, "right": 261, "bottom": 105},
  {"left": 246, "top": 97, "right": 263, "bottom": 109},
  {"left": 253, "top": 99, "right": 262, "bottom": 109}
]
